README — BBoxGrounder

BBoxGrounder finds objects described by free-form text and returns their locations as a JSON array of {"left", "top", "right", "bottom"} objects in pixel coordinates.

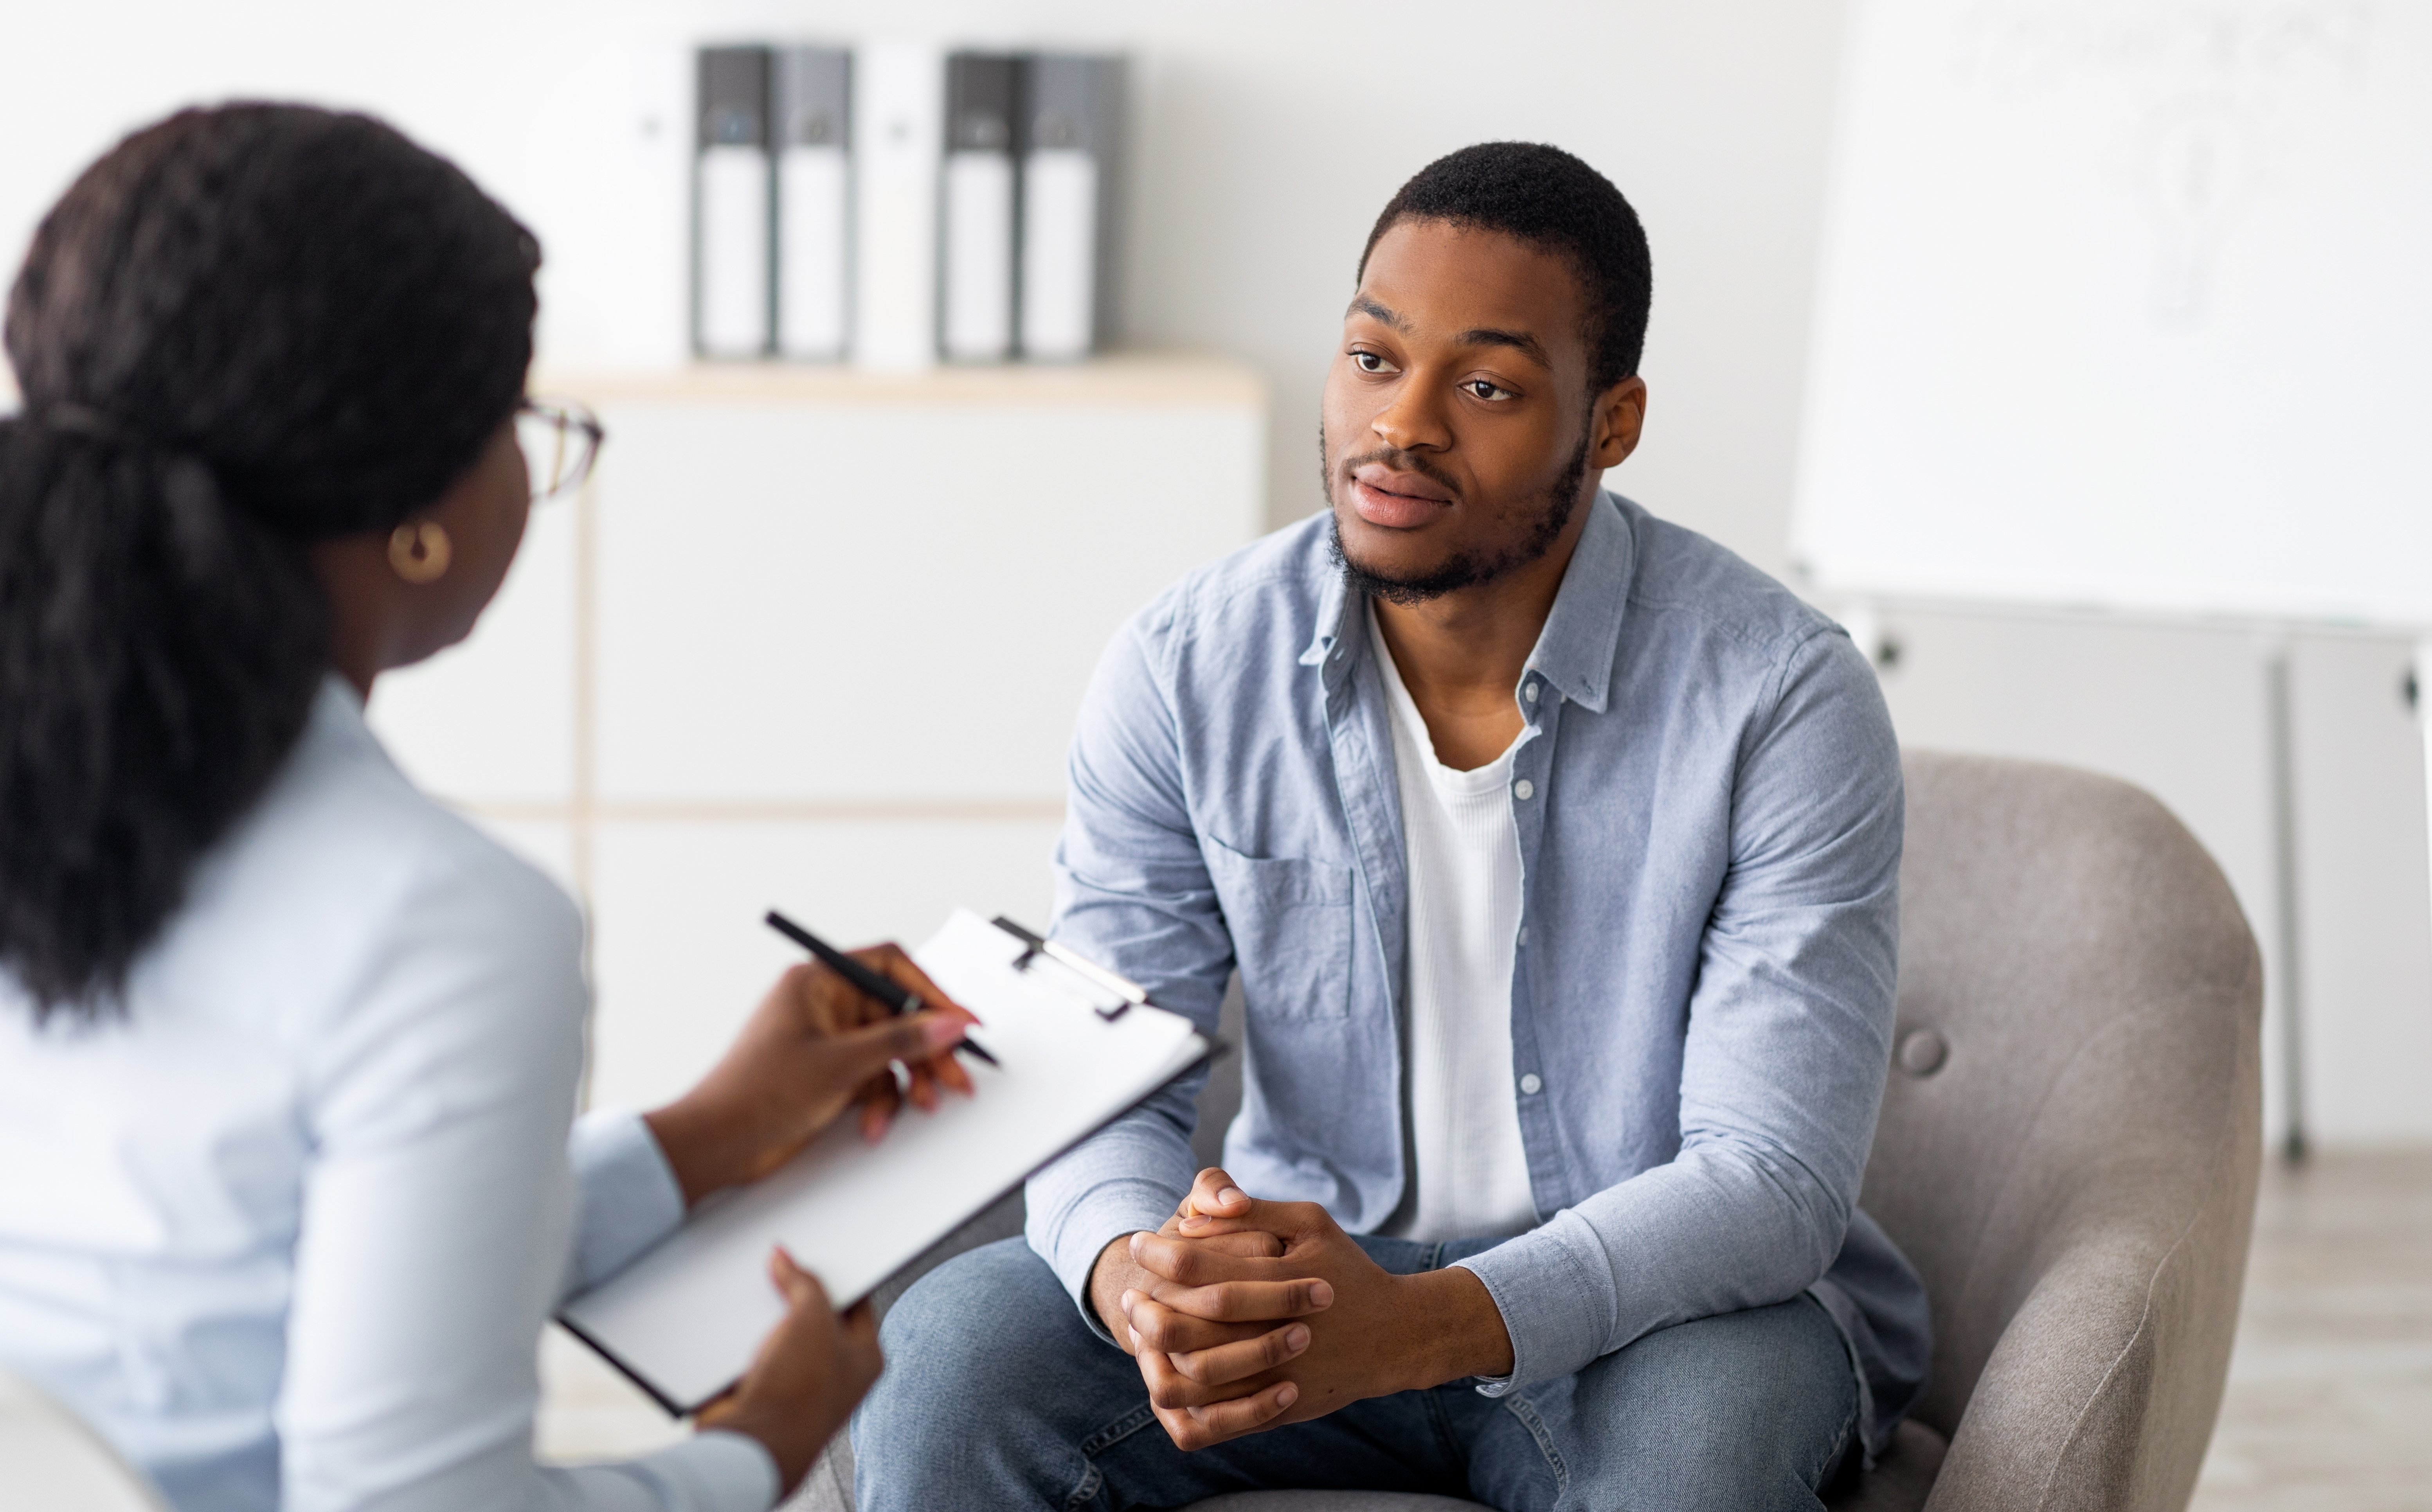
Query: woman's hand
[
  {"left": 644, "top": 946, "right": 978, "bottom": 1206},
  {"left": 695, "top": 1248, "right": 882, "bottom": 1495}
]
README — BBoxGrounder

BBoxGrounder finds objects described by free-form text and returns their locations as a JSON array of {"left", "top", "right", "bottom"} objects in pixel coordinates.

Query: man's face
[{"left": 1321, "top": 218, "right": 1635, "bottom": 602}]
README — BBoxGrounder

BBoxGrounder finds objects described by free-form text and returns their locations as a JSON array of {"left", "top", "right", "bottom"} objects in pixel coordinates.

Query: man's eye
[
  {"left": 1467, "top": 379, "right": 1514, "bottom": 401},
  {"left": 1353, "top": 350, "right": 1392, "bottom": 374}
]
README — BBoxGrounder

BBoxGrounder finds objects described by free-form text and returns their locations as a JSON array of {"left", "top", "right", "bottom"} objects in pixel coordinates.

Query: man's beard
[{"left": 1322, "top": 422, "right": 1593, "bottom": 606}]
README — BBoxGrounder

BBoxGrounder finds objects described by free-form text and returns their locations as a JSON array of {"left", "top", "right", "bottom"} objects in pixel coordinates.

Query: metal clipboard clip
[{"left": 990, "top": 916, "right": 1150, "bottom": 1022}]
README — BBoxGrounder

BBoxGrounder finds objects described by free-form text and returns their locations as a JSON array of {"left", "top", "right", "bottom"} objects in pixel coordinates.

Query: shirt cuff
[
  {"left": 567, "top": 1107, "right": 688, "bottom": 1296},
  {"left": 1026, "top": 1176, "right": 1181, "bottom": 1346},
  {"left": 1450, "top": 1210, "right": 1622, "bottom": 1393},
  {"left": 633, "top": 1430, "right": 781, "bottom": 1511}
]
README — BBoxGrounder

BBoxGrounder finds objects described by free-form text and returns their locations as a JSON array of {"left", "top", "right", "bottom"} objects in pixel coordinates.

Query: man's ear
[{"left": 1590, "top": 376, "right": 1648, "bottom": 470}]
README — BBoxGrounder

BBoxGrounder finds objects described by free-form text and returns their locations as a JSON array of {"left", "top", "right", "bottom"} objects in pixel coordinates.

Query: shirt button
[
  {"left": 1517, "top": 926, "right": 1529, "bottom": 947},
  {"left": 1519, "top": 1073, "right": 1544, "bottom": 1095},
  {"left": 1523, "top": 682, "right": 1540, "bottom": 703},
  {"left": 1513, "top": 778, "right": 1535, "bottom": 800}
]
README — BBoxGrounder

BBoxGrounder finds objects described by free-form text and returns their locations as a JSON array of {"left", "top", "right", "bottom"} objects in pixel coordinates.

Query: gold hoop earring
[{"left": 387, "top": 521, "right": 452, "bottom": 584}]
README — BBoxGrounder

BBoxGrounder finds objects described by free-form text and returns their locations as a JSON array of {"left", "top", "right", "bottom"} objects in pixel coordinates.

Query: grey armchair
[{"left": 797, "top": 752, "right": 2263, "bottom": 1512}]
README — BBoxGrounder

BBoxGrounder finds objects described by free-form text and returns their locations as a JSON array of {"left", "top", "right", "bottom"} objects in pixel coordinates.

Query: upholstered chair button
[{"left": 1897, "top": 1028, "right": 1948, "bottom": 1076}]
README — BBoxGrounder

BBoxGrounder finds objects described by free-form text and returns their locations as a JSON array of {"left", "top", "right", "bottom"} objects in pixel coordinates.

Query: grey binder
[
  {"left": 942, "top": 53, "right": 1022, "bottom": 361},
  {"left": 774, "top": 46, "right": 852, "bottom": 361},
  {"left": 695, "top": 47, "right": 774, "bottom": 359},
  {"left": 1018, "top": 54, "right": 1124, "bottom": 360}
]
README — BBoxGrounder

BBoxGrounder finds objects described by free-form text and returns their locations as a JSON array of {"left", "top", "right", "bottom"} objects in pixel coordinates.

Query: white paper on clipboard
[{"left": 556, "top": 908, "right": 1210, "bottom": 1413}]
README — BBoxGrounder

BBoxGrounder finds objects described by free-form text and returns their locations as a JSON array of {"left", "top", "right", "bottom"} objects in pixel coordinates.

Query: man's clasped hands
[{"left": 1085, "top": 1169, "right": 1519, "bottom": 1451}]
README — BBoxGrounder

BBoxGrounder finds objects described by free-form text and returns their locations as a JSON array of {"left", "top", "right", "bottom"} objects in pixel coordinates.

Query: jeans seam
[
  {"left": 1803, "top": 1390, "right": 1861, "bottom": 1492},
  {"left": 1065, "top": 1401, "right": 1161, "bottom": 1510},
  {"left": 1061, "top": 1461, "right": 1103, "bottom": 1512},
  {"left": 1077, "top": 1402, "right": 1159, "bottom": 1459},
  {"left": 1500, "top": 1393, "right": 1569, "bottom": 1503}
]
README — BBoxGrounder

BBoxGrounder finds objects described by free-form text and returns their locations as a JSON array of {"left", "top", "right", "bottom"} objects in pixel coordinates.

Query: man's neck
[{"left": 1370, "top": 498, "right": 1591, "bottom": 771}]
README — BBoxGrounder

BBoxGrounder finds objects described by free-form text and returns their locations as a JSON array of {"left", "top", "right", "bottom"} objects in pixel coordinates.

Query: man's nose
[{"left": 1370, "top": 379, "right": 1451, "bottom": 453}]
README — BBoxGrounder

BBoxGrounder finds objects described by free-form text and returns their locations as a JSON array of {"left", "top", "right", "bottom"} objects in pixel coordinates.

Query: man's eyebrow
[
  {"left": 1455, "top": 327, "right": 1552, "bottom": 367},
  {"left": 1346, "top": 295, "right": 1410, "bottom": 331}
]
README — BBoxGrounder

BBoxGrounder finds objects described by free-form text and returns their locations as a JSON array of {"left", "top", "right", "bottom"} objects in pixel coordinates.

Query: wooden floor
[
  {"left": 2190, "top": 1148, "right": 2432, "bottom": 1512},
  {"left": 540, "top": 1149, "right": 2432, "bottom": 1508}
]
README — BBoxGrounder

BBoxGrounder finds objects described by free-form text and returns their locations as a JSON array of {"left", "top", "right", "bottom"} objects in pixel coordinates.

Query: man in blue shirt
[{"left": 856, "top": 141, "right": 1929, "bottom": 1511}]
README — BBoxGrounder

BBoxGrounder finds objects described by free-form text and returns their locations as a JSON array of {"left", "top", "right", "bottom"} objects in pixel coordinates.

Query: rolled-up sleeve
[{"left": 1456, "top": 626, "right": 1903, "bottom": 1390}]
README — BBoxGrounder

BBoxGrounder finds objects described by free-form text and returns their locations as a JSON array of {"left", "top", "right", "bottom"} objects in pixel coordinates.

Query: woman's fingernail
[
  {"left": 924, "top": 1016, "right": 967, "bottom": 1049},
  {"left": 1309, "top": 1281, "right": 1334, "bottom": 1307},
  {"left": 1217, "top": 1187, "right": 1248, "bottom": 1207},
  {"left": 1276, "top": 1383, "right": 1299, "bottom": 1408},
  {"left": 1286, "top": 1325, "right": 1310, "bottom": 1352}
]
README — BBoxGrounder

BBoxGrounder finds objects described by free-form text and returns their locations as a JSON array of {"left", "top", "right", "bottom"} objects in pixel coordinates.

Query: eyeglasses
[{"left": 517, "top": 397, "right": 605, "bottom": 502}]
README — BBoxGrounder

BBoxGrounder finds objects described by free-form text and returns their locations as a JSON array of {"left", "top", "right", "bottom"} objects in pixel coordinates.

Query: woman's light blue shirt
[{"left": 0, "top": 681, "right": 774, "bottom": 1510}]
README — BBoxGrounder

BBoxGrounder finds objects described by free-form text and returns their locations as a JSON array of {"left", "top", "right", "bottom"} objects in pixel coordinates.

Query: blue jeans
[{"left": 853, "top": 1236, "right": 1860, "bottom": 1512}]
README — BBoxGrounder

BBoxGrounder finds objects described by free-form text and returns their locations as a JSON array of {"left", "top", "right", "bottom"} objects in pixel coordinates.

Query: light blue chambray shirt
[{"left": 1025, "top": 493, "right": 1932, "bottom": 1454}]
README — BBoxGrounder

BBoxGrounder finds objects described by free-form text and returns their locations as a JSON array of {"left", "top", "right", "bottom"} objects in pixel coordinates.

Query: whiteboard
[{"left": 1792, "top": 0, "right": 2432, "bottom": 626}]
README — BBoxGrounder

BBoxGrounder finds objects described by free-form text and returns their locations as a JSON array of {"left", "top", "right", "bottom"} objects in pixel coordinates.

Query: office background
[
  {"left": 3, "top": 0, "right": 2424, "bottom": 1151},
  {"left": 4, "top": 2, "right": 2428, "bottom": 1503}
]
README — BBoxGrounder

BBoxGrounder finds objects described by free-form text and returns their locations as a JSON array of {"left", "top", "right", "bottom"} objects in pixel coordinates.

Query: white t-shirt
[{"left": 1369, "top": 609, "right": 1540, "bottom": 1243}]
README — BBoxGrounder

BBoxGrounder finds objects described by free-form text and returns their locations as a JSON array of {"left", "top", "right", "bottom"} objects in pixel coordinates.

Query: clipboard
[{"left": 556, "top": 908, "right": 1219, "bottom": 1415}]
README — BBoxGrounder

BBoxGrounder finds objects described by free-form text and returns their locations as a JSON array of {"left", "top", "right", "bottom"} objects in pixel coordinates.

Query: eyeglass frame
[{"left": 517, "top": 397, "right": 606, "bottom": 502}]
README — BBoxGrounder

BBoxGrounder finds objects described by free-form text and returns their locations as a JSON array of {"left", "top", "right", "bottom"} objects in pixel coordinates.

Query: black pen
[{"left": 763, "top": 910, "right": 1000, "bottom": 1067}]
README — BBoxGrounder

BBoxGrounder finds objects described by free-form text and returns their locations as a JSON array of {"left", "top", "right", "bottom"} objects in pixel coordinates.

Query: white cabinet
[{"left": 369, "top": 357, "right": 1266, "bottom": 1109}]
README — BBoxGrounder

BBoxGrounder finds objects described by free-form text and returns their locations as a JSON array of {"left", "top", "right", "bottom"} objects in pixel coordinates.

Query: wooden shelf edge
[
  {"left": 534, "top": 352, "right": 1268, "bottom": 410},
  {"left": 2, "top": 357, "right": 1264, "bottom": 414}
]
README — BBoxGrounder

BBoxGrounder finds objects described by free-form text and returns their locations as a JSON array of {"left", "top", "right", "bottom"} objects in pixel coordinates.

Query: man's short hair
[{"left": 1358, "top": 142, "right": 1653, "bottom": 394}]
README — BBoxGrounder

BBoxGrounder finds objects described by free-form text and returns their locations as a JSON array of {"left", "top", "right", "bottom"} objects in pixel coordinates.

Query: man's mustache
[{"left": 1334, "top": 445, "right": 1462, "bottom": 505}]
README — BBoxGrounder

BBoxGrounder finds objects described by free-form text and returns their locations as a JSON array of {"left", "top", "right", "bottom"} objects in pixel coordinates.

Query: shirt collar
[
  {"left": 1298, "top": 491, "right": 1637, "bottom": 714},
  {"left": 1524, "top": 492, "right": 1633, "bottom": 714},
  {"left": 312, "top": 671, "right": 404, "bottom": 772},
  {"left": 1299, "top": 543, "right": 1351, "bottom": 669}
]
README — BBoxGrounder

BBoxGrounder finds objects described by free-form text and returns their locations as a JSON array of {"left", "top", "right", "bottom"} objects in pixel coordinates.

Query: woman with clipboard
[{"left": 0, "top": 105, "right": 974, "bottom": 1512}]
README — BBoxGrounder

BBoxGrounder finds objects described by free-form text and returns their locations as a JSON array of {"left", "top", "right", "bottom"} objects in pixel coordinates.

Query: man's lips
[{"left": 1347, "top": 466, "right": 1454, "bottom": 529}]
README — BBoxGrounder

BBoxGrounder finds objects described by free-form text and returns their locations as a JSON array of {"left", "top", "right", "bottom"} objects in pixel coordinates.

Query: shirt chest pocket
[{"left": 1203, "top": 838, "right": 1354, "bottom": 1023}]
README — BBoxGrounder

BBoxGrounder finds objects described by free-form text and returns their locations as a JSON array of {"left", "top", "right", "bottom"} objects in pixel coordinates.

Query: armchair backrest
[{"left": 1867, "top": 752, "right": 2262, "bottom": 1500}]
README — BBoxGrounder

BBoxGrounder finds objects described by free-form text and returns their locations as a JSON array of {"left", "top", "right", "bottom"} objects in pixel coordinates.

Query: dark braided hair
[
  {"left": 1359, "top": 142, "right": 1654, "bottom": 395},
  {"left": 0, "top": 104, "right": 538, "bottom": 1021}
]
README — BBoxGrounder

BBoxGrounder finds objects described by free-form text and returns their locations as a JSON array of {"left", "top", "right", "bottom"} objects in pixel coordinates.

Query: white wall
[
  {"left": 1863, "top": 608, "right": 2432, "bottom": 1149},
  {"left": 0, "top": 0, "right": 1845, "bottom": 566},
  {"left": 5, "top": 0, "right": 2425, "bottom": 1145}
]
